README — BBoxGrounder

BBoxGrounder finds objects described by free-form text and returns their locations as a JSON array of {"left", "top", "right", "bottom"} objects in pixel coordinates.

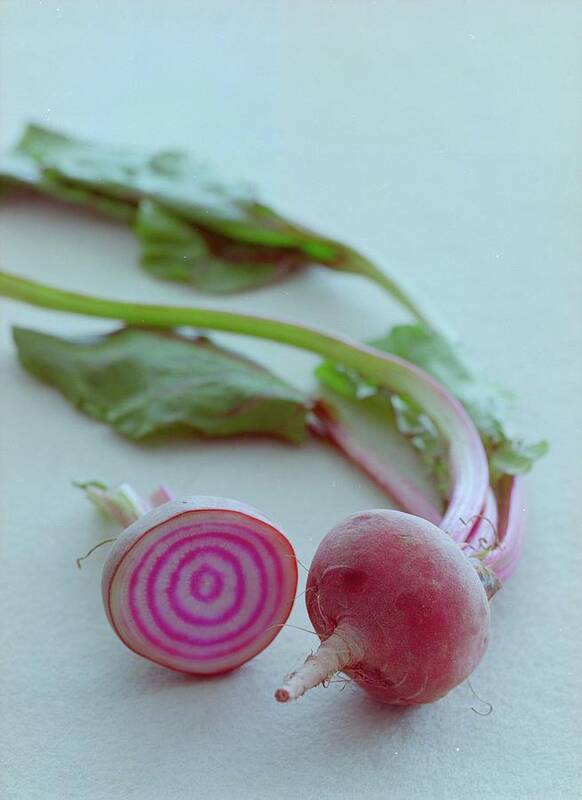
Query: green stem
[
  {"left": 0, "top": 270, "right": 487, "bottom": 540},
  {"left": 277, "top": 213, "right": 435, "bottom": 329},
  {"left": 338, "top": 249, "right": 435, "bottom": 329},
  {"left": 78, "top": 481, "right": 150, "bottom": 528}
]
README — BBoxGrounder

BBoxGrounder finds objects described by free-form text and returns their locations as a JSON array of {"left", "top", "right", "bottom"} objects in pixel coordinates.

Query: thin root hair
[
  {"left": 266, "top": 622, "right": 320, "bottom": 636},
  {"left": 459, "top": 514, "right": 500, "bottom": 546},
  {"left": 282, "top": 553, "right": 310, "bottom": 573},
  {"left": 293, "top": 586, "right": 315, "bottom": 602},
  {"left": 466, "top": 679, "right": 493, "bottom": 716},
  {"left": 76, "top": 537, "right": 117, "bottom": 569}
]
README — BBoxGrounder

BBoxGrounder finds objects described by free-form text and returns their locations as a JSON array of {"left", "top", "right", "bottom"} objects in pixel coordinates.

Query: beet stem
[{"left": 309, "top": 402, "right": 441, "bottom": 524}]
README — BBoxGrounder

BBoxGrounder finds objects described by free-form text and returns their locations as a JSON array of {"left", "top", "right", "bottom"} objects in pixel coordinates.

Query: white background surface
[{"left": 1, "top": 2, "right": 581, "bottom": 799}]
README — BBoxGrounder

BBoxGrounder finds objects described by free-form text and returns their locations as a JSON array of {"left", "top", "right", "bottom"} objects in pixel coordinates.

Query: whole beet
[{"left": 276, "top": 510, "right": 490, "bottom": 705}]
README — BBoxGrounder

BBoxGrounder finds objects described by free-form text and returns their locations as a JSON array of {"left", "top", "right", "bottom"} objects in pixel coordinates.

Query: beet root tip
[{"left": 274, "top": 628, "right": 357, "bottom": 703}]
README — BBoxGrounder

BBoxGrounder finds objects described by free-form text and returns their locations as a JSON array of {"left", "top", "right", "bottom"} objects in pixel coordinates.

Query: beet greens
[{"left": 0, "top": 127, "right": 549, "bottom": 705}]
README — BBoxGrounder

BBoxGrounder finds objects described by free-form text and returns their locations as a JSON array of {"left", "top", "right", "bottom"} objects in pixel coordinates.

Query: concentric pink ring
[
  {"left": 189, "top": 565, "right": 224, "bottom": 603},
  {"left": 104, "top": 502, "right": 298, "bottom": 675},
  {"left": 152, "top": 543, "right": 246, "bottom": 626},
  {"left": 125, "top": 523, "right": 283, "bottom": 660}
]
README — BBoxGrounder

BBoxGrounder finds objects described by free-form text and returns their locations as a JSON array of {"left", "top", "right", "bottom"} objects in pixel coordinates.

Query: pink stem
[
  {"left": 309, "top": 398, "right": 524, "bottom": 585},
  {"left": 150, "top": 484, "right": 175, "bottom": 507},
  {"left": 456, "top": 477, "right": 525, "bottom": 585},
  {"left": 309, "top": 402, "right": 441, "bottom": 524},
  {"left": 482, "top": 476, "right": 526, "bottom": 582}
]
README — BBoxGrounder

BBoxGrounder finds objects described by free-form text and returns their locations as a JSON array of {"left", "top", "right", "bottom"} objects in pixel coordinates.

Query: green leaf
[
  {"left": 13, "top": 326, "right": 309, "bottom": 443},
  {"left": 315, "top": 359, "right": 376, "bottom": 401},
  {"left": 135, "top": 200, "right": 301, "bottom": 293},
  {"left": 390, "top": 394, "right": 451, "bottom": 496},
  {"left": 0, "top": 125, "right": 431, "bottom": 313},
  {"left": 490, "top": 439, "right": 549, "bottom": 477},
  {"left": 1, "top": 124, "right": 347, "bottom": 290},
  {"left": 10, "top": 124, "right": 337, "bottom": 257},
  {"left": 14, "top": 124, "right": 243, "bottom": 217},
  {"left": 0, "top": 151, "right": 136, "bottom": 222},
  {"left": 316, "top": 355, "right": 451, "bottom": 494},
  {"left": 0, "top": 152, "right": 43, "bottom": 189},
  {"left": 370, "top": 325, "right": 513, "bottom": 444},
  {"left": 317, "top": 324, "right": 548, "bottom": 485}
]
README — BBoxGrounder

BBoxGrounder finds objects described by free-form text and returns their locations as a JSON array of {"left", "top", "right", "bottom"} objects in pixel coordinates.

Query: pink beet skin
[{"left": 305, "top": 510, "right": 490, "bottom": 704}]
